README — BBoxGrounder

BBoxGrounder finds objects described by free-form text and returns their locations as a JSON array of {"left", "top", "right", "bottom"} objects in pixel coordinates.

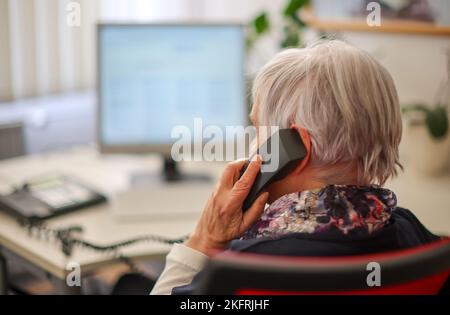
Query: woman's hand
[{"left": 185, "top": 157, "right": 269, "bottom": 257}]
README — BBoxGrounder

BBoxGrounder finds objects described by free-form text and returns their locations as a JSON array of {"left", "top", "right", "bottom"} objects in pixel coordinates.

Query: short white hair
[{"left": 252, "top": 40, "right": 402, "bottom": 185}]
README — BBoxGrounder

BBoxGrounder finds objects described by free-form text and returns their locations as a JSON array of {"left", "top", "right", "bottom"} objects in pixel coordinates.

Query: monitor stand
[
  {"left": 130, "top": 156, "right": 212, "bottom": 186},
  {"left": 161, "top": 157, "right": 212, "bottom": 182}
]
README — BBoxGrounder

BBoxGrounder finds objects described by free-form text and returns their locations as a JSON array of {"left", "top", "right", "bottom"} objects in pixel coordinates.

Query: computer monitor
[{"left": 97, "top": 24, "right": 246, "bottom": 180}]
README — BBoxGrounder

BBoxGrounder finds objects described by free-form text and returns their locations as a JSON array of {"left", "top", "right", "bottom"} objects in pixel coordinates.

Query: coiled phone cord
[{"left": 20, "top": 219, "right": 189, "bottom": 272}]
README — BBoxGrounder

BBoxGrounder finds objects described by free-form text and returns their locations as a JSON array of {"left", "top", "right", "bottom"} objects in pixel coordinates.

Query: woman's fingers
[
  {"left": 241, "top": 192, "right": 269, "bottom": 232},
  {"left": 231, "top": 156, "right": 262, "bottom": 202},
  {"left": 186, "top": 157, "right": 267, "bottom": 256},
  {"left": 219, "top": 159, "right": 247, "bottom": 189}
]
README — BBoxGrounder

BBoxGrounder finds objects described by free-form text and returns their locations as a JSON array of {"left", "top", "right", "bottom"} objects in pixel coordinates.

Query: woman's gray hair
[{"left": 252, "top": 40, "right": 402, "bottom": 185}]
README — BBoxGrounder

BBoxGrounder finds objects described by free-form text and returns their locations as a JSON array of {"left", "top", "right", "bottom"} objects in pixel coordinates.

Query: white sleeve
[{"left": 150, "top": 243, "right": 209, "bottom": 295}]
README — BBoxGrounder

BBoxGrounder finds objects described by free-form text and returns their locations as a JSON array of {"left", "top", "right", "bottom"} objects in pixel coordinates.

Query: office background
[
  {"left": 0, "top": 0, "right": 449, "bottom": 295},
  {"left": 1, "top": 0, "right": 450, "bottom": 156}
]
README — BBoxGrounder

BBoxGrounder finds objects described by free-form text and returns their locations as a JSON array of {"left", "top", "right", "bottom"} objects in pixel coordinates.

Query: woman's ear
[{"left": 290, "top": 124, "right": 311, "bottom": 174}]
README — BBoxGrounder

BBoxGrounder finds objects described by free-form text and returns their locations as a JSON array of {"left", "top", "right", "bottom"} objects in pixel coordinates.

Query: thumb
[{"left": 241, "top": 192, "right": 269, "bottom": 232}]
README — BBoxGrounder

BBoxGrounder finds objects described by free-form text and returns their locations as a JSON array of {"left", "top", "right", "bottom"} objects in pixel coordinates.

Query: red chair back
[{"left": 195, "top": 239, "right": 450, "bottom": 295}]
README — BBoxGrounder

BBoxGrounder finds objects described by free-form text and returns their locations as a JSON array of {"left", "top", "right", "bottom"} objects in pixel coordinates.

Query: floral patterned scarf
[{"left": 242, "top": 185, "right": 397, "bottom": 240}]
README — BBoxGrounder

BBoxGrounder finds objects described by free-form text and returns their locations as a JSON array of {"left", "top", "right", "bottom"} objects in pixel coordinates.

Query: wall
[
  {"left": 341, "top": 32, "right": 450, "bottom": 106},
  {"left": 177, "top": 0, "right": 450, "bottom": 106}
]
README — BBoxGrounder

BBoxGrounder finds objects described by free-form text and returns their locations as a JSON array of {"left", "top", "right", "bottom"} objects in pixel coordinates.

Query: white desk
[
  {"left": 0, "top": 146, "right": 224, "bottom": 287},
  {"left": 0, "top": 146, "right": 449, "bottom": 292}
]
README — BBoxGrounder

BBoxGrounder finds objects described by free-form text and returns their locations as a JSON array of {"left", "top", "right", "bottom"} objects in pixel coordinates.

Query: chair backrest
[{"left": 195, "top": 239, "right": 450, "bottom": 295}]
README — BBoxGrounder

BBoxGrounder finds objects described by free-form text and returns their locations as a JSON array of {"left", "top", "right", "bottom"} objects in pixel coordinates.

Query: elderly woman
[{"left": 150, "top": 40, "right": 439, "bottom": 295}]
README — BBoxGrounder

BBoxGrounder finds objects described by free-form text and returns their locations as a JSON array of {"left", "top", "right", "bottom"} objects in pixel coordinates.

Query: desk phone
[{"left": 0, "top": 175, "right": 107, "bottom": 220}]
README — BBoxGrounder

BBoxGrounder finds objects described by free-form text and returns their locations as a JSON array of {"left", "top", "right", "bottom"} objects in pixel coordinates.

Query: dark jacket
[{"left": 172, "top": 207, "right": 443, "bottom": 294}]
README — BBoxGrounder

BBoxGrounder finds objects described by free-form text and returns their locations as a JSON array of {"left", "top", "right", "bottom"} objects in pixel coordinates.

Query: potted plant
[
  {"left": 246, "top": 0, "right": 310, "bottom": 51},
  {"left": 402, "top": 49, "right": 450, "bottom": 175},
  {"left": 402, "top": 104, "right": 450, "bottom": 174}
]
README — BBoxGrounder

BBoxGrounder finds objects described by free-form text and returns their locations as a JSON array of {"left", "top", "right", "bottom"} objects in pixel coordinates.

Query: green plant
[
  {"left": 402, "top": 105, "right": 449, "bottom": 139},
  {"left": 403, "top": 48, "right": 450, "bottom": 140},
  {"left": 246, "top": 0, "right": 310, "bottom": 50}
]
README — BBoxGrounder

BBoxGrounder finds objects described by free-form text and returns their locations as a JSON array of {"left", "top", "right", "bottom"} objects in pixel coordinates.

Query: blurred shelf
[{"left": 301, "top": 9, "right": 450, "bottom": 37}]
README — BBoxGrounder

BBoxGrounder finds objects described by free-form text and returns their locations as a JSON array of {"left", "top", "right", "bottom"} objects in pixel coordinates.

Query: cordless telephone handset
[{"left": 240, "top": 129, "right": 307, "bottom": 212}]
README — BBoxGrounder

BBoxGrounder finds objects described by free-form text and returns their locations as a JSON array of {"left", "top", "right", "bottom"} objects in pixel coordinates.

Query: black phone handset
[{"left": 240, "top": 129, "right": 307, "bottom": 212}]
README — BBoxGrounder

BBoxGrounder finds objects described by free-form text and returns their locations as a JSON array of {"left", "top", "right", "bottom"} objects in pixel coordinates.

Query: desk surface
[
  {"left": 0, "top": 146, "right": 449, "bottom": 279},
  {"left": 0, "top": 146, "right": 223, "bottom": 278}
]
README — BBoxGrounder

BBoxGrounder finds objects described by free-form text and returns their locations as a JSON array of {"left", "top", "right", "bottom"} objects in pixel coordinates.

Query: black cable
[{"left": 20, "top": 219, "right": 188, "bottom": 269}]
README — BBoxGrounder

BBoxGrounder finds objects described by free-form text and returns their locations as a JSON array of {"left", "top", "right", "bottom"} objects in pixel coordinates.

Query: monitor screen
[{"left": 98, "top": 24, "right": 246, "bottom": 151}]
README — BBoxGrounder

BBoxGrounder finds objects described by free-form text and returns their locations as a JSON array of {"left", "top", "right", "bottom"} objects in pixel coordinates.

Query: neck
[{"left": 266, "top": 163, "right": 364, "bottom": 204}]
